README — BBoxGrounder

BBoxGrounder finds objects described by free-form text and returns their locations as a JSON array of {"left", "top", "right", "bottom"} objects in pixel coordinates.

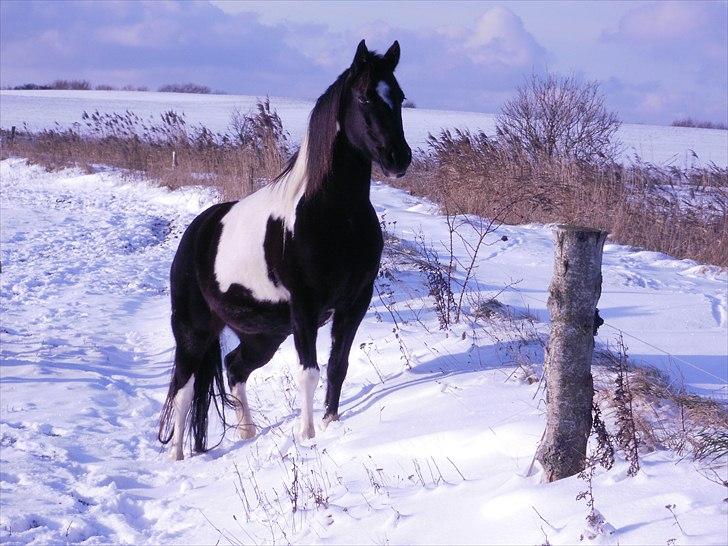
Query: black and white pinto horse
[{"left": 159, "top": 40, "right": 411, "bottom": 460}]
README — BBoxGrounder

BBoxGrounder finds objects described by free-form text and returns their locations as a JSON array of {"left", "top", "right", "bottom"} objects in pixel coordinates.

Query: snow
[
  {"left": 2, "top": 89, "right": 727, "bottom": 167},
  {"left": 1, "top": 158, "right": 726, "bottom": 545}
]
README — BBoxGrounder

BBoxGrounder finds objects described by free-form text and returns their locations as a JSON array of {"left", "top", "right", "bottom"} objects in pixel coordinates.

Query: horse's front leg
[
  {"left": 324, "top": 285, "right": 373, "bottom": 426},
  {"left": 291, "top": 295, "right": 320, "bottom": 439}
]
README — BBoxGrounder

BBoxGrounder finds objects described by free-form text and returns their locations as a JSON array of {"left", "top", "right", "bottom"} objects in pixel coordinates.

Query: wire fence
[{"left": 500, "top": 284, "right": 728, "bottom": 400}]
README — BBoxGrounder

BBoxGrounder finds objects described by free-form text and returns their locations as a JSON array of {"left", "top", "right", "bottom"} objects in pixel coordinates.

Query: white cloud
[
  {"left": 1, "top": 1, "right": 724, "bottom": 124},
  {"left": 465, "top": 7, "right": 545, "bottom": 67},
  {"left": 604, "top": 1, "right": 726, "bottom": 55}
]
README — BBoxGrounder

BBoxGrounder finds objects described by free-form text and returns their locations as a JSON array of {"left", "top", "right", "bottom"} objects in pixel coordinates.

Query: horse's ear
[
  {"left": 351, "top": 39, "right": 368, "bottom": 73},
  {"left": 383, "top": 40, "right": 400, "bottom": 71}
]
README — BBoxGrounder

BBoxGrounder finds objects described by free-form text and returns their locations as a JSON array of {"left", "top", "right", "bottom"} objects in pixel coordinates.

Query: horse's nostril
[{"left": 389, "top": 150, "right": 397, "bottom": 163}]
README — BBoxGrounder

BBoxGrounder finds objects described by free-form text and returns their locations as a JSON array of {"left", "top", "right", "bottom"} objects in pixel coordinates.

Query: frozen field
[
  {"left": 1, "top": 158, "right": 726, "bottom": 544},
  {"left": 2, "top": 89, "right": 727, "bottom": 167}
]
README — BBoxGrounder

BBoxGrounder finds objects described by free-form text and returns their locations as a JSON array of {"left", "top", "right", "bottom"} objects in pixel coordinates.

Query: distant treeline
[
  {"left": 672, "top": 118, "right": 727, "bottom": 130},
  {"left": 6, "top": 79, "right": 218, "bottom": 94}
]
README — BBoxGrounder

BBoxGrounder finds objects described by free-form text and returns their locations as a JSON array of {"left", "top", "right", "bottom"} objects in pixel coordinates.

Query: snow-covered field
[
  {"left": 1, "top": 158, "right": 726, "bottom": 545},
  {"left": 2, "top": 90, "right": 727, "bottom": 167}
]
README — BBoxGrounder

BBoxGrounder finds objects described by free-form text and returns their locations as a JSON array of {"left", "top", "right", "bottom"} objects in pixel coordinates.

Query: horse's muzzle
[{"left": 379, "top": 144, "right": 412, "bottom": 178}]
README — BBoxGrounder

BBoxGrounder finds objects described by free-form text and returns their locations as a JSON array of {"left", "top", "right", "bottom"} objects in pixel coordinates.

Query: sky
[{"left": 1, "top": 0, "right": 726, "bottom": 125}]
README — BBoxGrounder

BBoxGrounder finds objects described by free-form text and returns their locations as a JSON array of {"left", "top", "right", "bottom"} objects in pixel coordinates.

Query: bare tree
[{"left": 496, "top": 73, "right": 621, "bottom": 163}]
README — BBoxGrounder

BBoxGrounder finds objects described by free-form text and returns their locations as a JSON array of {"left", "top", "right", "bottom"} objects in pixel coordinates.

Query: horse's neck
[{"left": 324, "top": 136, "right": 373, "bottom": 203}]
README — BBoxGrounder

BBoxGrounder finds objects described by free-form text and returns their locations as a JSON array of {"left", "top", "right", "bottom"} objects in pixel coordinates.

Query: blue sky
[{"left": 1, "top": 0, "right": 726, "bottom": 124}]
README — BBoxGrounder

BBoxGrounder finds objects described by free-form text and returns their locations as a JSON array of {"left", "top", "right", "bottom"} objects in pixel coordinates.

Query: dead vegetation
[
  {"left": 672, "top": 118, "right": 728, "bottom": 131},
  {"left": 3, "top": 85, "right": 726, "bottom": 265},
  {"left": 1, "top": 99, "right": 288, "bottom": 200},
  {"left": 496, "top": 74, "right": 622, "bottom": 163},
  {"left": 391, "top": 129, "right": 728, "bottom": 267},
  {"left": 157, "top": 83, "right": 212, "bottom": 94},
  {"left": 592, "top": 340, "right": 728, "bottom": 467},
  {"left": 381, "top": 219, "right": 727, "bottom": 468}
]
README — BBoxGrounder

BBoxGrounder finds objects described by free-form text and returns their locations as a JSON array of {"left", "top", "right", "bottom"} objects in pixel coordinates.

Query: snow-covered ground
[
  {"left": 2, "top": 90, "right": 727, "bottom": 167},
  {"left": 1, "top": 159, "right": 725, "bottom": 544}
]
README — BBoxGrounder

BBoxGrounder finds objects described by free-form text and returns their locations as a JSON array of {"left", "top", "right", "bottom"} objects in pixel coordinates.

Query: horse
[{"left": 158, "top": 40, "right": 411, "bottom": 460}]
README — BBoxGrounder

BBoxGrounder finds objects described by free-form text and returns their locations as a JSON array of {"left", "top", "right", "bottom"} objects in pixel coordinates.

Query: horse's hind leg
[
  {"left": 163, "top": 316, "right": 220, "bottom": 460},
  {"left": 225, "top": 331, "right": 287, "bottom": 439},
  {"left": 170, "top": 366, "right": 195, "bottom": 461}
]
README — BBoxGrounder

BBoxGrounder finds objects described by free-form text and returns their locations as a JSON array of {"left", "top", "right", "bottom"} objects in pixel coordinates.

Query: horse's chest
[{"left": 311, "top": 214, "right": 381, "bottom": 271}]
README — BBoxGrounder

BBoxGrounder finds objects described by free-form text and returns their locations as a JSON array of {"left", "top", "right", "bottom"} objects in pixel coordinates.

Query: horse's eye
[{"left": 358, "top": 96, "right": 370, "bottom": 105}]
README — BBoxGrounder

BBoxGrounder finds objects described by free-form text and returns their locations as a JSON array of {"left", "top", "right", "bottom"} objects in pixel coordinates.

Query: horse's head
[{"left": 343, "top": 40, "right": 412, "bottom": 178}]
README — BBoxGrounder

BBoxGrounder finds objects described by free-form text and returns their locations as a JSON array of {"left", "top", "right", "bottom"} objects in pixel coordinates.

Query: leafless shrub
[
  {"left": 672, "top": 118, "right": 727, "bottom": 130},
  {"left": 591, "top": 402, "right": 615, "bottom": 471},
  {"left": 694, "top": 430, "right": 728, "bottom": 461},
  {"left": 414, "top": 232, "right": 455, "bottom": 330},
  {"left": 50, "top": 79, "right": 91, "bottom": 90},
  {"left": 94, "top": 84, "right": 116, "bottom": 91},
  {"left": 576, "top": 454, "right": 614, "bottom": 541},
  {"left": 374, "top": 281, "right": 413, "bottom": 369},
  {"left": 158, "top": 82, "right": 212, "bottom": 94},
  {"left": 611, "top": 336, "right": 640, "bottom": 476},
  {"left": 496, "top": 73, "right": 621, "bottom": 163},
  {"left": 121, "top": 84, "right": 149, "bottom": 92},
  {"left": 11, "top": 83, "right": 52, "bottom": 90},
  {"left": 592, "top": 344, "right": 728, "bottom": 467},
  {"left": 402, "top": 99, "right": 416, "bottom": 108},
  {"left": 391, "top": 129, "right": 728, "bottom": 266}
]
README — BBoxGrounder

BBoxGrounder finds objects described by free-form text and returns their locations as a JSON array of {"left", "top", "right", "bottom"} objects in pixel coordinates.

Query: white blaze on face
[{"left": 376, "top": 80, "right": 394, "bottom": 109}]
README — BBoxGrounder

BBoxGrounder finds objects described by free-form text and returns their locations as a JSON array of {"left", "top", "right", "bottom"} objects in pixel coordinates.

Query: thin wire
[
  {"left": 600, "top": 322, "right": 728, "bottom": 385},
  {"left": 501, "top": 285, "right": 728, "bottom": 386}
]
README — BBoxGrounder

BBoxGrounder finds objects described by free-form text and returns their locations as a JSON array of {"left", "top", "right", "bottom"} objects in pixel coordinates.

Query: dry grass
[
  {"left": 593, "top": 347, "right": 728, "bottom": 463},
  {"left": 390, "top": 129, "right": 728, "bottom": 267},
  {"left": 0, "top": 99, "right": 288, "bottom": 200},
  {"left": 2, "top": 105, "right": 727, "bottom": 266}
]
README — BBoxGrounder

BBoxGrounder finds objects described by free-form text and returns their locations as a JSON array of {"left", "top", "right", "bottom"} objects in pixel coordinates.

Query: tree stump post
[{"left": 536, "top": 225, "right": 608, "bottom": 482}]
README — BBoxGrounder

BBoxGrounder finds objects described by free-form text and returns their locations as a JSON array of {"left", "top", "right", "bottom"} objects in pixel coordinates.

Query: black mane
[
  {"left": 278, "top": 50, "right": 393, "bottom": 198},
  {"left": 304, "top": 68, "right": 349, "bottom": 196}
]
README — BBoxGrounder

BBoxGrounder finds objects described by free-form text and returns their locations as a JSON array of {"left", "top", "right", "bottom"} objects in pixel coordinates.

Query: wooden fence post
[
  {"left": 172, "top": 150, "right": 178, "bottom": 169},
  {"left": 536, "top": 225, "right": 608, "bottom": 482}
]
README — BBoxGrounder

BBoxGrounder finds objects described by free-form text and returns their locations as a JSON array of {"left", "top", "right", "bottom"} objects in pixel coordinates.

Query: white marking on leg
[
  {"left": 298, "top": 367, "right": 319, "bottom": 439},
  {"left": 376, "top": 80, "right": 394, "bottom": 109},
  {"left": 231, "top": 382, "right": 256, "bottom": 439},
  {"left": 171, "top": 375, "right": 195, "bottom": 461}
]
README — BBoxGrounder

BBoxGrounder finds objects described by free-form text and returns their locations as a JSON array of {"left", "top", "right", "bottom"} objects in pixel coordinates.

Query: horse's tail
[
  {"left": 158, "top": 202, "right": 235, "bottom": 454},
  {"left": 158, "top": 337, "right": 233, "bottom": 453},
  {"left": 191, "top": 339, "right": 232, "bottom": 452}
]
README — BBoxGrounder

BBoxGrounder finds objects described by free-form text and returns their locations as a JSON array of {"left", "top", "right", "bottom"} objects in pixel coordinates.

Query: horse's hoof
[
  {"left": 322, "top": 413, "right": 339, "bottom": 429},
  {"left": 299, "top": 423, "right": 316, "bottom": 440},
  {"left": 239, "top": 424, "right": 256, "bottom": 440}
]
